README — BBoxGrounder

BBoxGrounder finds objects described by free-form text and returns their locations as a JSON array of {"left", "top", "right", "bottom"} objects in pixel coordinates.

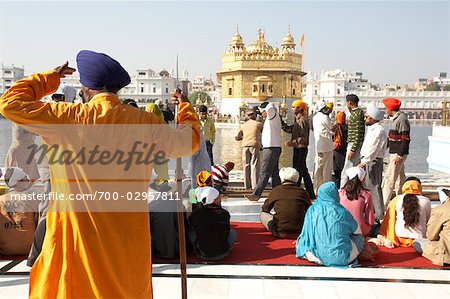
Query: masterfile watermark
[
  {"left": 3, "top": 123, "right": 194, "bottom": 212},
  {"left": 28, "top": 141, "right": 170, "bottom": 171}
]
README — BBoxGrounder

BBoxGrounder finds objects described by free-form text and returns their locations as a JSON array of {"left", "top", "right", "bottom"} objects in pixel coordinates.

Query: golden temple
[{"left": 217, "top": 27, "right": 305, "bottom": 116}]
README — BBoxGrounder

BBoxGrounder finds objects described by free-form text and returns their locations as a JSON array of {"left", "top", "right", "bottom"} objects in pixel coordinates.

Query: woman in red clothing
[{"left": 339, "top": 167, "right": 375, "bottom": 236}]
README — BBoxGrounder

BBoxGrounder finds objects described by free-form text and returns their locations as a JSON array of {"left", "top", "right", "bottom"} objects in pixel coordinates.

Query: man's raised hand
[{"left": 54, "top": 61, "right": 76, "bottom": 78}]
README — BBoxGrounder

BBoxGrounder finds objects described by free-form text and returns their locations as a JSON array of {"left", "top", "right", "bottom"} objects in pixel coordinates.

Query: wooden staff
[{"left": 174, "top": 86, "right": 188, "bottom": 298}]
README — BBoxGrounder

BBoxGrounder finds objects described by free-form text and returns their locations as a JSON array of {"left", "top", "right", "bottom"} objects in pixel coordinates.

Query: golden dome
[
  {"left": 282, "top": 32, "right": 295, "bottom": 47},
  {"left": 246, "top": 29, "right": 274, "bottom": 55},
  {"left": 232, "top": 32, "right": 243, "bottom": 44},
  {"left": 229, "top": 26, "right": 245, "bottom": 48}
]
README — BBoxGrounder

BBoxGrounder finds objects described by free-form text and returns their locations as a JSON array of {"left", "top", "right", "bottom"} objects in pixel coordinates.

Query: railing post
[{"left": 443, "top": 100, "right": 449, "bottom": 126}]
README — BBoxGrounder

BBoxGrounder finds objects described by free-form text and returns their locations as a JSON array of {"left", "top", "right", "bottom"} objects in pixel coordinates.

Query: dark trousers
[
  {"left": 187, "top": 229, "right": 237, "bottom": 261},
  {"left": 293, "top": 147, "right": 315, "bottom": 199},
  {"left": 365, "top": 158, "right": 384, "bottom": 220},
  {"left": 27, "top": 217, "right": 46, "bottom": 267},
  {"left": 333, "top": 149, "right": 346, "bottom": 189},
  {"left": 27, "top": 181, "right": 51, "bottom": 267},
  {"left": 253, "top": 147, "right": 282, "bottom": 198},
  {"left": 205, "top": 140, "right": 214, "bottom": 166}
]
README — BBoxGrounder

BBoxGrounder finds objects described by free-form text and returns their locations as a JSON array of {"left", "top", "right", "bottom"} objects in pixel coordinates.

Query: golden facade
[{"left": 217, "top": 29, "right": 305, "bottom": 102}]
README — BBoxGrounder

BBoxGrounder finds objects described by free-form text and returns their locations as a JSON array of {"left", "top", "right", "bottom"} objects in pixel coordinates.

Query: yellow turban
[
  {"left": 145, "top": 103, "right": 164, "bottom": 122},
  {"left": 326, "top": 102, "right": 334, "bottom": 111}
]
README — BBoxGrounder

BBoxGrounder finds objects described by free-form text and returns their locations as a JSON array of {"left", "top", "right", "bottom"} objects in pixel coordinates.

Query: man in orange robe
[{"left": 0, "top": 50, "right": 200, "bottom": 298}]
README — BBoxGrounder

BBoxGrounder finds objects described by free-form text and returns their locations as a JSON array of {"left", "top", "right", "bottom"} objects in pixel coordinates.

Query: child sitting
[
  {"left": 188, "top": 170, "right": 213, "bottom": 205},
  {"left": 188, "top": 186, "right": 237, "bottom": 261}
]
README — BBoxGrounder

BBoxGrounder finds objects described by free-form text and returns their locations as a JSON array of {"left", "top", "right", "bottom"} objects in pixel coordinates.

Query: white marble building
[
  {"left": 0, "top": 64, "right": 24, "bottom": 94},
  {"left": 303, "top": 69, "right": 450, "bottom": 119},
  {"left": 59, "top": 68, "right": 190, "bottom": 106}
]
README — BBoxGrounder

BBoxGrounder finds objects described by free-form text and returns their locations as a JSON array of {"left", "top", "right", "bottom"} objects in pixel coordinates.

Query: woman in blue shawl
[{"left": 296, "top": 181, "right": 364, "bottom": 267}]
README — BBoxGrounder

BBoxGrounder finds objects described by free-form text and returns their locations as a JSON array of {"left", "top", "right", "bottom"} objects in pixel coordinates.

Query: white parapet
[{"left": 427, "top": 125, "right": 450, "bottom": 174}]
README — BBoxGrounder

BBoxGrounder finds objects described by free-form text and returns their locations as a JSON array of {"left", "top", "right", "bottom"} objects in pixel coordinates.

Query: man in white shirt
[
  {"left": 312, "top": 100, "right": 333, "bottom": 191},
  {"left": 357, "top": 104, "right": 387, "bottom": 220},
  {"left": 246, "top": 102, "right": 282, "bottom": 201}
]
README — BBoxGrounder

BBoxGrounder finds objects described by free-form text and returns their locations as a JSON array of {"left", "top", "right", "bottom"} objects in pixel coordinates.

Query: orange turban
[
  {"left": 402, "top": 180, "right": 422, "bottom": 195},
  {"left": 336, "top": 111, "right": 346, "bottom": 125},
  {"left": 196, "top": 171, "right": 212, "bottom": 187},
  {"left": 383, "top": 98, "right": 401, "bottom": 110}
]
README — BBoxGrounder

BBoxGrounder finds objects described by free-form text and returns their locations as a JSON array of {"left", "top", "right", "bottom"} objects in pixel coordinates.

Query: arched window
[{"left": 261, "top": 84, "right": 265, "bottom": 92}]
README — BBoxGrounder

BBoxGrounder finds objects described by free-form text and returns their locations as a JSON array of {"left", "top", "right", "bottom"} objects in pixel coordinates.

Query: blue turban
[{"left": 76, "top": 50, "right": 131, "bottom": 90}]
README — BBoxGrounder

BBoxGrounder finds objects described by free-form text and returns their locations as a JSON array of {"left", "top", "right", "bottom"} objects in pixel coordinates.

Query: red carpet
[
  {"left": 2, "top": 222, "right": 448, "bottom": 269},
  {"left": 155, "top": 222, "right": 449, "bottom": 269},
  {"left": 0, "top": 255, "right": 27, "bottom": 261}
]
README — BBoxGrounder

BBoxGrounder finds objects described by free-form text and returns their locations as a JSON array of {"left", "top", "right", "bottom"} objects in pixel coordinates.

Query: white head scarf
[
  {"left": 366, "top": 104, "right": 384, "bottom": 121},
  {"left": 195, "top": 186, "right": 219, "bottom": 205},
  {"left": 279, "top": 167, "right": 299, "bottom": 184},
  {"left": 345, "top": 167, "right": 366, "bottom": 181},
  {"left": 5, "top": 167, "right": 29, "bottom": 188},
  {"left": 437, "top": 187, "right": 450, "bottom": 204},
  {"left": 315, "top": 100, "right": 327, "bottom": 112}
]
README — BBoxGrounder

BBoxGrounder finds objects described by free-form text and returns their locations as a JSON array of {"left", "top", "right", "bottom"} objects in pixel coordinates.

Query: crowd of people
[
  {"left": 228, "top": 94, "right": 448, "bottom": 267},
  {"left": 0, "top": 50, "right": 448, "bottom": 299}
]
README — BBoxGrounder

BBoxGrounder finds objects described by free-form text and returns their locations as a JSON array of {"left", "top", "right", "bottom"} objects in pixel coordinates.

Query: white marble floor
[{"left": 1, "top": 261, "right": 449, "bottom": 299}]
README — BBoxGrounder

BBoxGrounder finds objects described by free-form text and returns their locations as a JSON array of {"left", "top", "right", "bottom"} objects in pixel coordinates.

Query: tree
[
  {"left": 425, "top": 83, "right": 441, "bottom": 91},
  {"left": 188, "top": 90, "right": 212, "bottom": 105},
  {"left": 443, "top": 85, "right": 450, "bottom": 91}
]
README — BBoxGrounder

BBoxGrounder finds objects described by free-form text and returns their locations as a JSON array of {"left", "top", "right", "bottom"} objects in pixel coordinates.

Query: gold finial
[{"left": 236, "top": 24, "right": 239, "bottom": 34}]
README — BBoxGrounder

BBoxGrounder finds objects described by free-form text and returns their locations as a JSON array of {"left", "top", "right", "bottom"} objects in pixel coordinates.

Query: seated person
[
  {"left": 189, "top": 170, "right": 213, "bottom": 204},
  {"left": 149, "top": 181, "right": 191, "bottom": 259},
  {"left": 376, "top": 177, "right": 431, "bottom": 248},
  {"left": 296, "top": 182, "right": 364, "bottom": 267},
  {"left": 149, "top": 200, "right": 192, "bottom": 259},
  {"left": 260, "top": 167, "right": 311, "bottom": 239},
  {"left": 212, "top": 161, "right": 235, "bottom": 192},
  {"left": 0, "top": 167, "right": 38, "bottom": 256},
  {"left": 188, "top": 186, "right": 237, "bottom": 261},
  {"left": 413, "top": 187, "right": 450, "bottom": 266},
  {"left": 339, "top": 167, "right": 375, "bottom": 236}
]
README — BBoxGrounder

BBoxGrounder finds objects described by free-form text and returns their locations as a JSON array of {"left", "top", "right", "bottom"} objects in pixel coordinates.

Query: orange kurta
[{"left": 0, "top": 70, "right": 200, "bottom": 298}]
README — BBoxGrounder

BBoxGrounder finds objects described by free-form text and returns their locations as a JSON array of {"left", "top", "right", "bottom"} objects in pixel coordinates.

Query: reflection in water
[{"left": 0, "top": 119, "right": 432, "bottom": 173}]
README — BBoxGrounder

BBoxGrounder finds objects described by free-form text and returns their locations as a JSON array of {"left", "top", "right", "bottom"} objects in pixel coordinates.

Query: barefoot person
[{"left": 0, "top": 50, "right": 200, "bottom": 298}]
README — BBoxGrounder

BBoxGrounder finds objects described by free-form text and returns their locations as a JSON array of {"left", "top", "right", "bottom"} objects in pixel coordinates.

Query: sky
[{"left": 0, "top": 0, "right": 448, "bottom": 85}]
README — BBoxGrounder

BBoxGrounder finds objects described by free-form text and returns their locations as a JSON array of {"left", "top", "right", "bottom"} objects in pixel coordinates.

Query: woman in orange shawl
[{"left": 376, "top": 177, "right": 431, "bottom": 247}]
